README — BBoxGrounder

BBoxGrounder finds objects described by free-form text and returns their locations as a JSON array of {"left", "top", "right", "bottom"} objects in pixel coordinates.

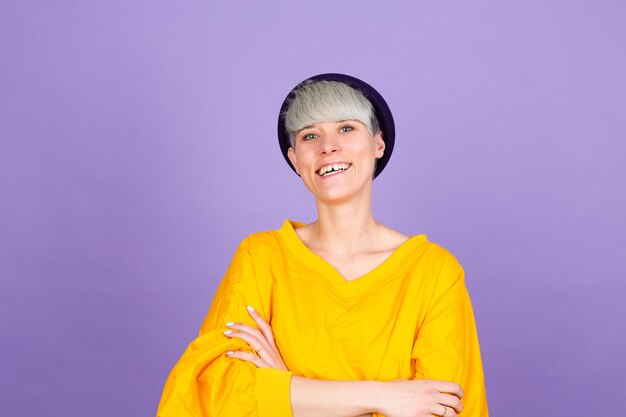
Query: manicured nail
[
  {"left": 224, "top": 330, "right": 233, "bottom": 335},
  {"left": 246, "top": 305, "right": 255, "bottom": 312},
  {"left": 226, "top": 351, "right": 234, "bottom": 355},
  {"left": 225, "top": 322, "right": 235, "bottom": 327}
]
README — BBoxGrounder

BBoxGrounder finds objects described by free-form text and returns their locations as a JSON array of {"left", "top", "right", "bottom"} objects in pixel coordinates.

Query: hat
[{"left": 277, "top": 73, "right": 395, "bottom": 178}]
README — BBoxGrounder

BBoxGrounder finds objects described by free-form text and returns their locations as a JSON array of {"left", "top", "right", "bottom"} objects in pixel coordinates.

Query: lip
[
  {"left": 316, "top": 162, "right": 352, "bottom": 178},
  {"left": 316, "top": 161, "right": 351, "bottom": 171}
]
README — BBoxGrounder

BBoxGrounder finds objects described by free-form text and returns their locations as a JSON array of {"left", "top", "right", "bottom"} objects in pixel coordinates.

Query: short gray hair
[{"left": 284, "top": 80, "right": 381, "bottom": 146}]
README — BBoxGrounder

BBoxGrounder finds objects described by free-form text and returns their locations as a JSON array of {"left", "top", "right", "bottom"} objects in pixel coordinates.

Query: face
[{"left": 287, "top": 120, "right": 385, "bottom": 204}]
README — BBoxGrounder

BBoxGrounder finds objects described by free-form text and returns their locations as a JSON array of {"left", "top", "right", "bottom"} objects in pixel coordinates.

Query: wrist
[{"left": 362, "top": 380, "right": 386, "bottom": 414}]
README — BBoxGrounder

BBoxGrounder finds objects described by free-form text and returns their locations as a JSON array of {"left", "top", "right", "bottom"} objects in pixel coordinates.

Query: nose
[{"left": 319, "top": 132, "right": 340, "bottom": 154}]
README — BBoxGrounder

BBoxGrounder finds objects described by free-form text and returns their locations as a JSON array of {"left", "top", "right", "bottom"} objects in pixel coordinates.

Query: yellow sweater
[{"left": 157, "top": 220, "right": 489, "bottom": 416}]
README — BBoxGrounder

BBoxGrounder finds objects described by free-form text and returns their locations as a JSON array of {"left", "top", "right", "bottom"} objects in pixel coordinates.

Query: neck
[{"left": 310, "top": 187, "right": 380, "bottom": 255}]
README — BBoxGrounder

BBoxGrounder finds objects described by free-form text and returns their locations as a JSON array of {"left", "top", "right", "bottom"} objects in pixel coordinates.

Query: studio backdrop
[{"left": 1, "top": 1, "right": 625, "bottom": 416}]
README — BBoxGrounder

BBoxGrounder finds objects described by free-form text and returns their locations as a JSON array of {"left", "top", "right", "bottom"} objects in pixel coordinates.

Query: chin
[
  {"left": 313, "top": 185, "right": 371, "bottom": 206},
  {"left": 301, "top": 171, "right": 373, "bottom": 204}
]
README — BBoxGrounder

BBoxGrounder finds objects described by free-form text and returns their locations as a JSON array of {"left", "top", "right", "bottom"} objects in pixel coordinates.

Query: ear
[
  {"left": 374, "top": 131, "right": 385, "bottom": 159},
  {"left": 287, "top": 147, "right": 300, "bottom": 175}
]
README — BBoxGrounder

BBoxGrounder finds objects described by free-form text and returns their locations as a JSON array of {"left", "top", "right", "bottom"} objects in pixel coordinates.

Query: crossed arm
[{"left": 224, "top": 306, "right": 465, "bottom": 417}]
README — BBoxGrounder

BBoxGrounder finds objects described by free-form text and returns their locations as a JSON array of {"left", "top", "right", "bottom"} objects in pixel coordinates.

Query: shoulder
[
  {"left": 219, "top": 228, "right": 286, "bottom": 289},
  {"left": 417, "top": 241, "right": 467, "bottom": 298},
  {"left": 376, "top": 222, "right": 463, "bottom": 272},
  {"left": 421, "top": 240, "right": 463, "bottom": 273},
  {"left": 422, "top": 240, "right": 460, "bottom": 263},
  {"left": 398, "top": 236, "right": 465, "bottom": 287},
  {"left": 236, "top": 227, "right": 286, "bottom": 259}
]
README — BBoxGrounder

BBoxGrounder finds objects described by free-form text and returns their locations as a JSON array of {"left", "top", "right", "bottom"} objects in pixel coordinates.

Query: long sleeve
[
  {"left": 411, "top": 254, "right": 489, "bottom": 416},
  {"left": 157, "top": 239, "right": 293, "bottom": 417}
]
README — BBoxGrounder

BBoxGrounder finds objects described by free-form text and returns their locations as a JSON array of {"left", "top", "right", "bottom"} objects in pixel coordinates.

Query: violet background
[{"left": 1, "top": 1, "right": 625, "bottom": 416}]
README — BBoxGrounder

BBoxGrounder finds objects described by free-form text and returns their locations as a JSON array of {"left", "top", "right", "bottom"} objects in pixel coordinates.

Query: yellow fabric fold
[{"left": 255, "top": 368, "right": 293, "bottom": 417}]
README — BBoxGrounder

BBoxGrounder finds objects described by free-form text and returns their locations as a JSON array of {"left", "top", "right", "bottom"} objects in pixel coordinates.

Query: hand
[
  {"left": 223, "top": 305, "right": 288, "bottom": 371},
  {"left": 376, "top": 379, "right": 464, "bottom": 417}
]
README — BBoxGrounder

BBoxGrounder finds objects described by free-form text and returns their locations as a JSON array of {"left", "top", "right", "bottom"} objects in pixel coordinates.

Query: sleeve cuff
[{"left": 255, "top": 368, "right": 293, "bottom": 417}]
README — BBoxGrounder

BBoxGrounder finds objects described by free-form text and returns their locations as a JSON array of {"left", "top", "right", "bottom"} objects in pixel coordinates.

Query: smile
[{"left": 317, "top": 163, "right": 352, "bottom": 177}]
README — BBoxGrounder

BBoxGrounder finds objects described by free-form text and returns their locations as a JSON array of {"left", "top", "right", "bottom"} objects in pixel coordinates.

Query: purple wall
[{"left": 1, "top": 1, "right": 625, "bottom": 416}]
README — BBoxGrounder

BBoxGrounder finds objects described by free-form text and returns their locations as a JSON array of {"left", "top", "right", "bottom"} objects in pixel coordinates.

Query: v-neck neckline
[{"left": 278, "top": 219, "right": 427, "bottom": 293}]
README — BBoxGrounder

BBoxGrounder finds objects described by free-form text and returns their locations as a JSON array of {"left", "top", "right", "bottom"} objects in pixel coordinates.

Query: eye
[
  {"left": 301, "top": 133, "right": 318, "bottom": 141},
  {"left": 339, "top": 125, "right": 354, "bottom": 133}
]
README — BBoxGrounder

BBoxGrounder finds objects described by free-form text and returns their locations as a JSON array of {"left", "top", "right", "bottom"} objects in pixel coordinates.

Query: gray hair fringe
[{"left": 284, "top": 80, "right": 380, "bottom": 146}]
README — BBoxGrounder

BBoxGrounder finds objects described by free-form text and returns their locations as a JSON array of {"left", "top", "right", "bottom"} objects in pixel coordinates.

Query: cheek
[
  {"left": 356, "top": 140, "right": 379, "bottom": 158},
  {"left": 292, "top": 151, "right": 319, "bottom": 180},
  {"left": 295, "top": 151, "right": 314, "bottom": 169}
]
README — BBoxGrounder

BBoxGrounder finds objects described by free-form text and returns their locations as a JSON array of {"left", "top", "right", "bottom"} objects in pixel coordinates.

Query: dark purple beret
[{"left": 277, "top": 73, "right": 395, "bottom": 179}]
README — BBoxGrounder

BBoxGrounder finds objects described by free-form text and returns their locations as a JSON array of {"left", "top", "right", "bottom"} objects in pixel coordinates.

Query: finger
[
  {"left": 225, "top": 350, "right": 268, "bottom": 368},
  {"left": 429, "top": 403, "right": 445, "bottom": 417},
  {"left": 226, "top": 322, "right": 266, "bottom": 341},
  {"left": 431, "top": 404, "right": 457, "bottom": 417},
  {"left": 247, "top": 305, "right": 275, "bottom": 344},
  {"left": 224, "top": 329, "right": 264, "bottom": 352},
  {"left": 437, "top": 393, "right": 464, "bottom": 414},
  {"left": 435, "top": 381, "right": 464, "bottom": 399},
  {"left": 442, "top": 406, "right": 458, "bottom": 417}
]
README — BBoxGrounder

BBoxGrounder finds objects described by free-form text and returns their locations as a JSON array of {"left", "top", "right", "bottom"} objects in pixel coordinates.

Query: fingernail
[
  {"left": 246, "top": 305, "right": 255, "bottom": 312},
  {"left": 225, "top": 322, "right": 235, "bottom": 327},
  {"left": 224, "top": 330, "right": 233, "bottom": 335},
  {"left": 226, "top": 351, "right": 234, "bottom": 355}
]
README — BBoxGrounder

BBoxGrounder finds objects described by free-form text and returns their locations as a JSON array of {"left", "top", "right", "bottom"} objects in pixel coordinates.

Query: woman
[{"left": 157, "top": 73, "right": 489, "bottom": 417}]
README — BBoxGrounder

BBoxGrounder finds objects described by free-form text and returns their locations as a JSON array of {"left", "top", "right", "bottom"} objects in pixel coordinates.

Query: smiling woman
[
  {"left": 156, "top": 74, "right": 489, "bottom": 417},
  {"left": 288, "top": 119, "right": 384, "bottom": 205}
]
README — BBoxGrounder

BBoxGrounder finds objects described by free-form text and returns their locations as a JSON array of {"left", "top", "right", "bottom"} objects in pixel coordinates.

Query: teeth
[{"left": 318, "top": 163, "right": 350, "bottom": 176}]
